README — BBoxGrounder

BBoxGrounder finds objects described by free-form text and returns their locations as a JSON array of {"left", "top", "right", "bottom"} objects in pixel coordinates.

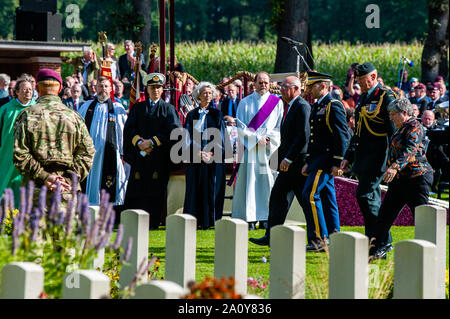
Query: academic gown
[
  {"left": 231, "top": 91, "right": 283, "bottom": 222},
  {"left": 78, "top": 99, "right": 128, "bottom": 206},
  {"left": 0, "top": 98, "right": 36, "bottom": 206},
  {"left": 183, "top": 106, "right": 228, "bottom": 229}
]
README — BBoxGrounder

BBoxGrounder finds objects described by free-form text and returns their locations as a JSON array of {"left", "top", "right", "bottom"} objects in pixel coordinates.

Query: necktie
[
  {"left": 196, "top": 108, "right": 209, "bottom": 132},
  {"left": 228, "top": 99, "right": 233, "bottom": 117},
  {"left": 282, "top": 101, "right": 289, "bottom": 121},
  {"left": 195, "top": 108, "right": 209, "bottom": 149},
  {"left": 74, "top": 99, "right": 78, "bottom": 111}
]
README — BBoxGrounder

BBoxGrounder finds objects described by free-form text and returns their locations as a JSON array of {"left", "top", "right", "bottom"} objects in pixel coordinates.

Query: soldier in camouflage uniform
[
  {"left": 13, "top": 69, "right": 95, "bottom": 205},
  {"left": 341, "top": 62, "right": 397, "bottom": 250}
]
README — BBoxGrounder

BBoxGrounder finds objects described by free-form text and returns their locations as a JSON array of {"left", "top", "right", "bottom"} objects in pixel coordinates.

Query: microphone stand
[{"left": 291, "top": 44, "right": 311, "bottom": 77}]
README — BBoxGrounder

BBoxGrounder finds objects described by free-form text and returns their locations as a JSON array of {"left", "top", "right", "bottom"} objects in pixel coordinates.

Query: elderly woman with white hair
[
  {"left": 370, "top": 98, "right": 433, "bottom": 260},
  {"left": 183, "top": 81, "right": 229, "bottom": 229}
]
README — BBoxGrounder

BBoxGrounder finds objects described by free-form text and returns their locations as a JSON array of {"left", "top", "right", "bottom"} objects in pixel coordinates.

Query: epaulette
[{"left": 325, "top": 99, "right": 344, "bottom": 134}]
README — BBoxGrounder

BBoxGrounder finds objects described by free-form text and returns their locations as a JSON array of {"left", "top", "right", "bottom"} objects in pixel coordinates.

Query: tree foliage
[{"left": 0, "top": 0, "right": 429, "bottom": 44}]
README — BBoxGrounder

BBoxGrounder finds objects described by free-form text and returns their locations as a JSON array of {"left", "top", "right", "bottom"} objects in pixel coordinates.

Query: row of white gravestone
[{"left": 0, "top": 204, "right": 447, "bottom": 299}]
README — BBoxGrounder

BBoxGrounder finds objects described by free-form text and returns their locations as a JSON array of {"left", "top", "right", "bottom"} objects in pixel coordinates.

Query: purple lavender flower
[
  {"left": 96, "top": 231, "right": 112, "bottom": 250},
  {"left": 38, "top": 186, "right": 48, "bottom": 215},
  {"left": 11, "top": 230, "right": 19, "bottom": 255},
  {"left": 75, "top": 192, "right": 83, "bottom": 216},
  {"left": 30, "top": 208, "right": 41, "bottom": 242},
  {"left": 106, "top": 211, "right": 116, "bottom": 234},
  {"left": 19, "top": 187, "right": 26, "bottom": 218},
  {"left": 25, "top": 181, "right": 34, "bottom": 217},
  {"left": 0, "top": 206, "right": 4, "bottom": 233},
  {"left": 81, "top": 195, "right": 90, "bottom": 226},
  {"left": 49, "top": 182, "right": 62, "bottom": 221},
  {"left": 55, "top": 211, "right": 65, "bottom": 225},
  {"left": 123, "top": 237, "right": 133, "bottom": 262},
  {"left": 111, "top": 224, "right": 123, "bottom": 250},
  {"left": 12, "top": 206, "right": 25, "bottom": 236},
  {"left": 87, "top": 220, "right": 99, "bottom": 247},
  {"left": 71, "top": 173, "right": 78, "bottom": 196},
  {"left": 64, "top": 197, "right": 75, "bottom": 236},
  {"left": 100, "top": 203, "right": 112, "bottom": 233}
]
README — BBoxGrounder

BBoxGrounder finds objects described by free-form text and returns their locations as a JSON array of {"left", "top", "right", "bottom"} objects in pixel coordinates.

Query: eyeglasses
[{"left": 280, "top": 84, "right": 297, "bottom": 89}]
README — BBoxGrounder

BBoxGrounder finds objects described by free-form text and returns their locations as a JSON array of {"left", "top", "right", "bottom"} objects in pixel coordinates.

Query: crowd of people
[{"left": 0, "top": 41, "right": 449, "bottom": 260}]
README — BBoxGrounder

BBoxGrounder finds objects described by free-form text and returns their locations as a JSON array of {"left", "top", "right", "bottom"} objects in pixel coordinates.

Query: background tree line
[
  {"left": 0, "top": 0, "right": 429, "bottom": 44},
  {"left": 0, "top": 0, "right": 447, "bottom": 82}
]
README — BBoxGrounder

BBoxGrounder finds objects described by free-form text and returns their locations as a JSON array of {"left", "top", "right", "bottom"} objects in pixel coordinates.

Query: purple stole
[{"left": 227, "top": 94, "right": 280, "bottom": 186}]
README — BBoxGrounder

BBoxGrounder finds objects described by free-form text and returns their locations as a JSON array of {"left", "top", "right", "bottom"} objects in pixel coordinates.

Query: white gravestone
[
  {"left": 414, "top": 205, "right": 447, "bottom": 299},
  {"left": 165, "top": 214, "right": 197, "bottom": 289},
  {"left": 119, "top": 209, "right": 149, "bottom": 289},
  {"left": 328, "top": 232, "right": 369, "bottom": 299},
  {"left": 133, "top": 280, "right": 186, "bottom": 299},
  {"left": 1, "top": 262, "right": 44, "bottom": 299},
  {"left": 214, "top": 218, "right": 248, "bottom": 295},
  {"left": 269, "top": 225, "right": 306, "bottom": 299},
  {"left": 62, "top": 270, "right": 110, "bottom": 299},
  {"left": 394, "top": 239, "right": 437, "bottom": 299}
]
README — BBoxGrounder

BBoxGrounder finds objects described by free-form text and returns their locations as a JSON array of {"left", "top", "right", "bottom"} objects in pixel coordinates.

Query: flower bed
[{"left": 335, "top": 177, "right": 449, "bottom": 226}]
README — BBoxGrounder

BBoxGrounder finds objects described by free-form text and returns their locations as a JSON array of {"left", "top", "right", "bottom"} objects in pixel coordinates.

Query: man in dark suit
[
  {"left": 427, "top": 84, "right": 442, "bottom": 111},
  {"left": 118, "top": 40, "right": 146, "bottom": 82},
  {"left": 410, "top": 84, "right": 429, "bottom": 117},
  {"left": 62, "top": 84, "right": 84, "bottom": 111},
  {"left": 221, "top": 83, "right": 240, "bottom": 118},
  {"left": 249, "top": 76, "right": 310, "bottom": 246},
  {"left": 123, "top": 73, "right": 181, "bottom": 230}
]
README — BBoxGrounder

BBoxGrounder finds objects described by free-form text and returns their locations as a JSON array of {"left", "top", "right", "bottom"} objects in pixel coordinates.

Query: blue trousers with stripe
[{"left": 301, "top": 169, "right": 340, "bottom": 243}]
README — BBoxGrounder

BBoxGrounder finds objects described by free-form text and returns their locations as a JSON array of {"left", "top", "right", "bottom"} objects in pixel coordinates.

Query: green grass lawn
[{"left": 145, "top": 225, "right": 449, "bottom": 299}]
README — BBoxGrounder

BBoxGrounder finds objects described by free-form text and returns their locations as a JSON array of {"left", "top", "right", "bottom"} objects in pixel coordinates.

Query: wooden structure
[{"left": 0, "top": 40, "right": 90, "bottom": 78}]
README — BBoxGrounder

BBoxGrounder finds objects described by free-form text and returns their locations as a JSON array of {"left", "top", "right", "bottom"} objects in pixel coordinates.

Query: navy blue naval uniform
[{"left": 302, "top": 93, "right": 349, "bottom": 244}]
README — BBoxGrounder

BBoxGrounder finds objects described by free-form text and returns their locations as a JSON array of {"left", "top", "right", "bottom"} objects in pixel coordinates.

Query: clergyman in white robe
[
  {"left": 231, "top": 91, "right": 283, "bottom": 222},
  {"left": 78, "top": 99, "right": 129, "bottom": 206}
]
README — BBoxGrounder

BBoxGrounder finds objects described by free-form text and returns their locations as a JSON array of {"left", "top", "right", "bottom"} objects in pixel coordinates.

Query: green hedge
[{"left": 62, "top": 41, "right": 424, "bottom": 88}]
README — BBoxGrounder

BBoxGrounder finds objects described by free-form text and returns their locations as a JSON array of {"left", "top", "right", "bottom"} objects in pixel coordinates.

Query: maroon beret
[
  {"left": 36, "top": 68, "right": 62, "bottom": 86},
  {"left": 416, "top": 83, "right": 426, "bottom": 89}
]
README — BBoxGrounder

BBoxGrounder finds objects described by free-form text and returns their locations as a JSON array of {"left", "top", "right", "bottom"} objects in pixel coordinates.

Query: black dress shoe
[
  {"left": 306, "top": 241, "right": 326, "bottom": 252},
  {"left": 249, "top": 236, "right": 270, "bottom": 246},
  {"left": 370, "top": 243, "right": 393, "bottom": 261},
  {"left": 258, "top": 221, "right": 268, "bottom": 229}
]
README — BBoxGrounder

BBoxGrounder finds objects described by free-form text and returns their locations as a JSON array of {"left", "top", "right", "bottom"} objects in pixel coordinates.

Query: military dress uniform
[
  {"left": 344, "top": 62, "right": 396, "bottom": 243},
  {"left": 123, "top": 73, "right": 181, "bottom": 229},
  {"left": 13, "top": 69, "right": 95, "bottom": 205},
  {"left": 302, "top": 72, "right": 349, "bottom": 249}
]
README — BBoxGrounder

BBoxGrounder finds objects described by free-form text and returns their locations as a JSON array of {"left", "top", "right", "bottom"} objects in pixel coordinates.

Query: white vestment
[
  {"left": 78, "top": 100, "right": 129, "bottom": 206},
  {"left": 231, "top": 91, "right": 283, "bottom": 222}
]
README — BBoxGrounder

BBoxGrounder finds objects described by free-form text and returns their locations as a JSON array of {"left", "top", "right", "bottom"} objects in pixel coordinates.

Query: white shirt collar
[
  {"left": 317, "top": 93, "right": 328, "bottom": 105},
  {"left": 289, "top": 95, "right": 300, "bottom": 107}
]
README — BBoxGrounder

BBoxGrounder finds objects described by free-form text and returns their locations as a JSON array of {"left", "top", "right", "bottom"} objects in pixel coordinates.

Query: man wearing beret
[
  {"left": 341, "top": 62, "right": 396, "bottom": 252},
  {"left": 123, "top": 73, "right": 181, "bottom": 230},
  {"left": 13, "top": 68, "right": 95, "bottom": 205},
  {"left": 301, "top": 71, "right": 349, "bottom": 251},
  {"left": 411, "top": 83, "right": 429, "bottom": 117}
]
